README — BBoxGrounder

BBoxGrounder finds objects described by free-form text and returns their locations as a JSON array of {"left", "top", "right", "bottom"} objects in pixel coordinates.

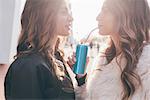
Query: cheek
[
  {"left": 106, "top": 22, "right": 115, "bottom": 33},
  {"left": 99, "top": 19, "right": 111, "bottom": 35},
  {"left": 57, "top": 18, "right": 66, "bottom": 33},
  {"left": 57, "top": 17, "right": 70, "bottom": 36},
  {"left": 101, "top": 17, "right": 116, "bottom": 35}
]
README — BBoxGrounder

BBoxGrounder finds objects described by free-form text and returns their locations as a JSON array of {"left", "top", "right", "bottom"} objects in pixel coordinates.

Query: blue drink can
[{"left": 73, "top": 44, "right": 88, "bottom": 74}]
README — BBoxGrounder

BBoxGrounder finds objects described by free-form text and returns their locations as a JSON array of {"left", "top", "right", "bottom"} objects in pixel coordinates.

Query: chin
[
  {"left": 66, "top": 30, "right": 72, "bottom": 35},
  {"left": 64, "top": 33, "right": 70, "bottom": 36},
  {"left": 61, "top": 32, "right": 70, "bottom": 36},
  {"left": 98, "top": 31, "right": 107, "bottom": 36}
]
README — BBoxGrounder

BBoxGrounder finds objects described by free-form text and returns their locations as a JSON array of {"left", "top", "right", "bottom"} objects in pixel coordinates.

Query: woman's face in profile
[
  {"left": 96, "top": 0, "right": 117, "bottom": 36},
  {"left": 56, "top": 0, "right": 73, "bottom": 36}
]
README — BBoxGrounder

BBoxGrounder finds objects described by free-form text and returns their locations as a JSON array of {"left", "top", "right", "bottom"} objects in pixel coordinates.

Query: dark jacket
[{"left": 5, "top": 52, "right": 75, "bottom": 100}]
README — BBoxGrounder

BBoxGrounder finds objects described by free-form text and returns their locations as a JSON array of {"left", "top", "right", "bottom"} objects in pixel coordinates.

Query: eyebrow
[
  {"left": 61, "top": 6, "right": 69, "bottom": 12},
  {"left": 60, "top": 5, "right": 67, "bottom": 9}
]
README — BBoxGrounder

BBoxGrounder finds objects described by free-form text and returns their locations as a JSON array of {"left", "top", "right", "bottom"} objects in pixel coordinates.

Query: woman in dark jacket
[{"left": 4, "top": 0, "right": 85, "bottom": 99}]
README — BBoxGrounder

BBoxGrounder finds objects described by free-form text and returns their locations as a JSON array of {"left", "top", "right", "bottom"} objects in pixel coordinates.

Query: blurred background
[
  {"left": 0, "top": 0, "right": 150, "bottom": 99},
  {"left": 0, "top": 0, "right": 150, "bottom": 71}
]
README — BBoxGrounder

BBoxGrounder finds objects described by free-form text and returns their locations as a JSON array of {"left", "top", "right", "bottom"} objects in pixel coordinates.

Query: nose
[{"left": 68, "top": 13, "right": 73, "bottom": 22}]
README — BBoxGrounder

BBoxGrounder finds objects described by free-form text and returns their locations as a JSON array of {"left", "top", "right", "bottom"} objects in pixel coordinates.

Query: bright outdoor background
[
  {"left": 19, "top": 0, "right": 150, "bottom": 72},
  {"left": 70, "top": 0, "right": 104, "bottom": 40}
]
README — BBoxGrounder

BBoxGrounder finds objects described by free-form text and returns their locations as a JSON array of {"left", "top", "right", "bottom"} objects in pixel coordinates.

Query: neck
[
  {"left": 111, "top": 35, "right": 121, "bottom": 56},
  {"left": 50, "top": 36, "right": 58, "bottom": 55}
]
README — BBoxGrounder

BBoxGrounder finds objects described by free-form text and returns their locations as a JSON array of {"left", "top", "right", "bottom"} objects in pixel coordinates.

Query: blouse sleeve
[{"left": 131, "top": 45, "right": 150, "bottom": 100}]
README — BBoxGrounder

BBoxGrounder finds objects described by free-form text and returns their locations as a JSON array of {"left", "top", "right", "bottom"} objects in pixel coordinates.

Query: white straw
[{"left": 84, "top": 27, "right": 98, "bottom": 43}]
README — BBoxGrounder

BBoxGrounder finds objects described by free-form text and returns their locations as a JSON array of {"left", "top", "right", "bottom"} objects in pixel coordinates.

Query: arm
[
  {"left": 36, "top": 64, "right": 61, "bottom": 99},
  {"left": 5, "top": 61, "right": 58, "bottom": 99},
  {"left": 5, "top": 62, "right": 46, "bottom": 99}
]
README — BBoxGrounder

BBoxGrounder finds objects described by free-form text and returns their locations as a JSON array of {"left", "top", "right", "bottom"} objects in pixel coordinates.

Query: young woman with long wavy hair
[
  {"left": 75, "top": 0, "right": 150, "bottom": 99},
  {"left": 3, "top": 0, "right": 85, "bottom": 99}
]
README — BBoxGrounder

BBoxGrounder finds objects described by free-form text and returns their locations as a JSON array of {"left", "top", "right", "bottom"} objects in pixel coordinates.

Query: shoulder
[
  {"left": 132, "top": 44, "right": 150, "bottom": 99},
  {"left": 137, "top": 44, "right": 150, "bottom": 68},
  {"left": 5, "top": 52, "right": 54, "bottom": 85},
  {"left": 137, "top": 44, "right": 150, "bottom": 72},
  {"left": 136, "top": 44, "right": 150, "bottom": 89},
  {"left": 9, "top": 52, "right": 50, "bottom": 73},
  {"left": 141, "top": 44, "right": 150, "bottom": 58}
]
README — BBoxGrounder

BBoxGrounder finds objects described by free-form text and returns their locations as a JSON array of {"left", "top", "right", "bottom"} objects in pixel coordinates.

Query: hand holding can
[{"left": 73, "top": 44, "right": 88, "bottom": 74}]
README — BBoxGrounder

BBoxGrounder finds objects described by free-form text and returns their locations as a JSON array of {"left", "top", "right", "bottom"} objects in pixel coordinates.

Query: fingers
[
  {"left": 76, "top": 73, "right": 87, "bottom": 78},
  {"left": 67, "top": 56, "right": 76, "bottom": 68},
  {"left": 68, "top": 56, "right": 75, "bottom": 65},
  {"left": 86, "top": 56, "right": 89, "bottom": 63},
  {"left": 71, "top": 54, "right": 76, "bottom": 63},
  {"left": 73, "top": 52, "right": 76, "bottom": 57},
  {"left": 86, "top": 56, "right": 90, "bottom": 67}
]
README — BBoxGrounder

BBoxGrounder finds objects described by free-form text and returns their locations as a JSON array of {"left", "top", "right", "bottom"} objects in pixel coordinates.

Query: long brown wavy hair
[
  {"left": 16, "top": 0, "right": 66, "bottom": 78},
  {"left": 104, "top": 0, "right": 150, "bottom": 99}
]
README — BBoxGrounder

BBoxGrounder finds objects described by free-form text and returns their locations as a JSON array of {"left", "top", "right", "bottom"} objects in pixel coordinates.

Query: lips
[
  {"left": 98, "top": 24, "right": 103, "bottom": 29},
  {"left": 98, "top": 23, "right": 102, "bottom": 26},
  {"left": 66, "top": 24, "right": 72, "bottom": 30},
  {"left": 98, "top": 25, "right": 102, "bottom": 29}
]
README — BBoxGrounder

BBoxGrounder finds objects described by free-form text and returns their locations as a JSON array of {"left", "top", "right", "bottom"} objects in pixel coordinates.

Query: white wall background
[
  {"left": 0, "top": 0, "right": 24, "bottom": 64},
  {"left": 0, "top": 0, "right": 15, "bottom": 64}
]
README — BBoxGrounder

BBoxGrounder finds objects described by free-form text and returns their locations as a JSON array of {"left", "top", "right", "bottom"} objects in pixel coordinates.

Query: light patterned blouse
[{"left": 74, "top": 44, "right": 150, "bottom": 100}]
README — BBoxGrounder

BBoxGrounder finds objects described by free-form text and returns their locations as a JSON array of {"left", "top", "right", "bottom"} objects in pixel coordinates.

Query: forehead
[
  {"left": 60, "top": 0, "right": 70, "bottom": 8},
  {"left": 102, "top": 0, "right": 113, "bottom": 8}
]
